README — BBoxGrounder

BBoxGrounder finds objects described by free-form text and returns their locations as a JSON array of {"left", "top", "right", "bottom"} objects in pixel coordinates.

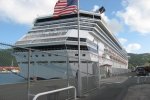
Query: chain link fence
[{"left": 0, "top": 42, "right": 129, "bottom": 100}]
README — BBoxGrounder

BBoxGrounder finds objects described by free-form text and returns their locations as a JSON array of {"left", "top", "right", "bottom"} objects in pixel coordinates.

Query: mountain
[
  {"left": 0, "top": 49, "right": 18, "bottom": 66},
  {"left": 128, "top": 53, "right": 150, "bottom": 69}
]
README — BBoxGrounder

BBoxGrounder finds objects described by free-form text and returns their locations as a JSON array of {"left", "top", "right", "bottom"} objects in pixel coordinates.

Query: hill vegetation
[
  {"left": 0, "top": 49, "right": 18, "bottom": 66},
  {"left": 128, "top": 53, "right": 150, "bottom": 69}
]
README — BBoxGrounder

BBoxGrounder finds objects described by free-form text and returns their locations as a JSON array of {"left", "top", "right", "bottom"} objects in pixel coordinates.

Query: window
[
  {"left": 82, "top": 54, "right": 86, "bottom": 56},
  {"left": 51, "top": 61, "right": 66, "bottom": 63},
  {"left": 67, "top": 37, "right": 86, "bottom": 42},
  {"left": 55, "top": 54, "right": 58, "bottom": 56},
  {"left": 22, "top": 62, "right": 28, "bottom": 64},
  {"left": 42, "top": 54, "right": 44, "bottom": 57},
  {"left": 30, "top": 61, "right": 34, "bottom": 64},
  {"left": 25, "top": 44, "right": 97, "bottom": 52},
  {"left": 81, "top": 61, "right": 87, "bottom": 63},
  {"left": 75, "top": 54, "right": 78, "bottom": 56},
  {"left": 69, "top": 61, "right": 78, "bottom": 63},
  {"left": 35, "top": 55, "right": 38, "bottom": 57},
  {"left": 36, "top": 61, "right": 48, "bottom": 64}
]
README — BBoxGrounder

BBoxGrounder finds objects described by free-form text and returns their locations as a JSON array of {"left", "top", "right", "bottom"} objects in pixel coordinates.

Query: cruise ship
[{"left": 14, "top": 11, "right": 128, "bottom": 79}]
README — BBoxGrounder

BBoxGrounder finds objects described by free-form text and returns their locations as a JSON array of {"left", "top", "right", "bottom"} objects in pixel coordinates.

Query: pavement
[
  {"left": 123, "top": 84, "right": 150, "bottom": 100},
  {"left": 100, "top": 76, "right": 128, "bottom": 84},
  {"left": 78, "top": 74, "right": 130, "bottom": 100},
  {"left": 123, "top": 76, "right": 150, "bottom": 100},
  {"left": 1, "top": 72, "right": 150, "bottom": 100},
  {"left": 78, "top": 73, "right": 150, "bottom": 100},
  {"left": 0, "top": 79, "right": 71, "bottom": 100}
]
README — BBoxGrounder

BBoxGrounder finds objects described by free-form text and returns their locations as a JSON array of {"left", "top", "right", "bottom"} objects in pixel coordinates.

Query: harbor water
[{"left": 0, "top": 73, "right": 25, "bottom": 85}]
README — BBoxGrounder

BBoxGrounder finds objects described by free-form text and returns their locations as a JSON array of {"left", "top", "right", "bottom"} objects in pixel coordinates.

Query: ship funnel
[{"left": 99, "top": 6, "right": 105, "bottom": 14}]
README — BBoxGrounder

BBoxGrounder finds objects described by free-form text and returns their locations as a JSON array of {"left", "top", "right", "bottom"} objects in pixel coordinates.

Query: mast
[{"left": 11, "top": 59, "right": 14, "bottom": 66}]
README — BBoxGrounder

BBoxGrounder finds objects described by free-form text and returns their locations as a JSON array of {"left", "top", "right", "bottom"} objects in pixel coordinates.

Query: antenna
[{"left": 11, "top": 59, "right": 14, "bottom": 66}]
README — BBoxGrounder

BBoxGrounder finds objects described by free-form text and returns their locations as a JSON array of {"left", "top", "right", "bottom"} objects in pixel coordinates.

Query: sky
[{"left": 0, "top": 0, "right": 150, "bottom": 54}]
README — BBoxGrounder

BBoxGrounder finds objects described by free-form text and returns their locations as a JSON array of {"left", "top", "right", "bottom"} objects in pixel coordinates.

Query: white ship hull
[
  {"left": 14, "top": 11, "right": 128, "bottom": 79},
  {"left": 15, "top": 50, "right": 97, "bottom": 79}
]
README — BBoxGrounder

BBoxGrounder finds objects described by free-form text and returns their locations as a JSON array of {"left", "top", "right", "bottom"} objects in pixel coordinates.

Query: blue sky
[{"left": 0, "top": 0, "right": 150, "bottom": 53}]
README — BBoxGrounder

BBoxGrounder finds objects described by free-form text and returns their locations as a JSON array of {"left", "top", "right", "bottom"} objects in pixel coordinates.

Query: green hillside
[
  {"left": 128, "top": 53, "right": 150, "bottom": 68},
  {"left": 0, "top": 49, "right": 18, "bottom": 66}
]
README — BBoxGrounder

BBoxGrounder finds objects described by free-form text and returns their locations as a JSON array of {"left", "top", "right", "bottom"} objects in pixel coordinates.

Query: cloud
[
  {"left": 118, "top": 37, "right": 141, "bottom": 53},
  {"left": 92, "top": 5, "right": 99, "bottom": 12},
  {"left": 0, "top": 0, "right": 58, "bottom": 25},
  {"left": 91, "top": 5, "right": 123, "bottom": 34},
  {"left": 118, "top": 38, "right": 127, "bottom": 45},
  {"left": 117, "top": 0, "right": 150, "bottom": 35},
  {"left": 101, "top": 14, "right": 123, "bottom": 34},
  {"left": 126, "top": 43, "right": 141, "bottom": 53}
]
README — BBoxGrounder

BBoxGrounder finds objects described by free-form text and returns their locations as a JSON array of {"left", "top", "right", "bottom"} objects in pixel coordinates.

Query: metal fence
[{"left": 0, "top": 42, "right": 129, "bottom": 100}]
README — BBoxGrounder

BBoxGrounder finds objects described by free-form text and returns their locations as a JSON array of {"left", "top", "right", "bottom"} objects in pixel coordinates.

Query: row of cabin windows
[
  {"left": 18, "top": 60, "right": 92, "bottom": 64},
  {"left": 26, "top": 32, "right": 66, "bottom": 39},
  {"left": 21, "top": 37, "right": 96, "bottom": 48},
  {"left": 14, "top": 44, "right": 97, "bottom": 53},
  {"left": 23, "top": 54, "right": 86, "bottom": 58}
]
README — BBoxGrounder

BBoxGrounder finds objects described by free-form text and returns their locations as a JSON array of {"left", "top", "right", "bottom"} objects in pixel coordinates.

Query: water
[{"left": 0, "top": 73, "right": 26, "bottom": 85}]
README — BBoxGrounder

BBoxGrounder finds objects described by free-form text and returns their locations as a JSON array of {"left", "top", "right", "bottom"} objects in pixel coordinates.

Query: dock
[
  {"left": 0, "top": 79, "right": 75, "bottom": 100},
  {"left": 0, "top": 75, "right": 130, "bottom": 100}
]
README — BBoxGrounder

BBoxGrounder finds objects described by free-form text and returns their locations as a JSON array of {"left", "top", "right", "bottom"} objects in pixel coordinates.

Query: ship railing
[{"left": 32, "top": 86, "right": 76, "bottom": 100}]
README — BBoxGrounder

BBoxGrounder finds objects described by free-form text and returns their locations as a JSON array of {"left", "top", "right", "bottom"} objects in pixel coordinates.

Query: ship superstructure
[{"left": 14, "top": 11, "right": 128, "bottom": 79}]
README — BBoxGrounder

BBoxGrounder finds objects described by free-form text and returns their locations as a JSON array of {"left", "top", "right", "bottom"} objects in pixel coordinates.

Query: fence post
[
  {"left": 27, "top": 49, "right": 31, "bottom": 100},
  {"left": 86, "top": 60, "right": 88, "bottom": 91},
  {"left": 67, "top": 56, "right": 70, "bottom": 99},
  {"left": 97, "top": 46, "right": 101, "bottom": 88},
  {"left": 67, "top": 56, "right": 69, "bottom": 86},
  {"left": 98, "top": 62, "right": 101, "bottom": 88}
]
